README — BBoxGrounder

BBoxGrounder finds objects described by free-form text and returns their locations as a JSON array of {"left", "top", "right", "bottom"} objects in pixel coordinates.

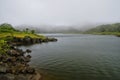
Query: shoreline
[{"left": 0, "top": 35, "right": 57, "bottom": 80}]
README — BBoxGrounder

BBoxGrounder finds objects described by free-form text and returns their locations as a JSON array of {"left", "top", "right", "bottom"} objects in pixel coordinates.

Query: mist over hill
[
  {"left": 15, "top": 23, "right": 97, "bottom": 33},
  {"left": 85, "top": 23, "right": 120, "bottom": 33}
]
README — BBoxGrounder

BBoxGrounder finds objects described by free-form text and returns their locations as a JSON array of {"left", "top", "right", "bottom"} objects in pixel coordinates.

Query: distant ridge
[{"left": 85, "top": 23, "right": 120, "bottom": 33}]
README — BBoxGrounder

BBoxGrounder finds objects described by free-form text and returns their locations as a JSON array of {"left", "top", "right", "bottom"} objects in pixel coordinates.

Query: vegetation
[
  {"left": 0, "top": 23, "right": 57, "bottom": 79},
  {"left": 0, "top": 23, "right": 46, "bottom": 54},
  {"left": 84, "top": 23, "right": 120, "bottom": 36},
  {"left": 0, "top": 23, "right": 17, "bottom": 33},
  {"left": 0, "top": 40, "right": 10, "bottom": 54},
  {"left": 0, "top": 23, "right": 49, "bottom": 65},
  {"left": 0, "top": 23, "right": 46, "bottom": 39}
]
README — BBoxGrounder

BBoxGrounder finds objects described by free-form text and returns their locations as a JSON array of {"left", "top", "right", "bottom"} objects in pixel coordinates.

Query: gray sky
[{"left": 0, "top": 0, "right": 120, "bottom": 26}]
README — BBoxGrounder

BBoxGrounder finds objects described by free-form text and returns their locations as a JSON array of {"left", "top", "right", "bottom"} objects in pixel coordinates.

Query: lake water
[{"left": 20, "top": 34, "right": 120, "bottom": 80}]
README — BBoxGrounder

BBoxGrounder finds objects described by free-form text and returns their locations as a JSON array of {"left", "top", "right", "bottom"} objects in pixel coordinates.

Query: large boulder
[
  {"left": 7, "top": 50, "right": 21, "bottom": 56},
  {"left": 26, "top": 49, "right": 32, "bottom": 53},
  {"left": 0, "top": 65, "right": 7, "bottom": 73},
  {"left": 0, "top": 72, "right": 42, "bottom": 80},
  {"left": 23, "top": 36, "right": 32, "bottom": 44}
]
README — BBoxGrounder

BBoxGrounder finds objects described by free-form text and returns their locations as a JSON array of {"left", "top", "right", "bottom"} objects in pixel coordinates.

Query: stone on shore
[{"left": 0, "top": 45, "right": 42, "bottom": 80}]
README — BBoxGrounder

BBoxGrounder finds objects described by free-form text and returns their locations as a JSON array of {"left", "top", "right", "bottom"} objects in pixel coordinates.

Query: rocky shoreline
[
  {"left": 0, "top": 36, "right": 57, "bottom": 80},
  {"left": 116, "top": 35, "right": 120, "bottom": 37},
  {"left": 6, "top": 36, "right": 57, "bottom": 46}
]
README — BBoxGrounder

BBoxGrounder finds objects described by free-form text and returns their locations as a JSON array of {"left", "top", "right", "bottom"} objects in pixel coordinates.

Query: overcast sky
[{"left": 0, "top": 0, "right": 120, "bottom": 26}]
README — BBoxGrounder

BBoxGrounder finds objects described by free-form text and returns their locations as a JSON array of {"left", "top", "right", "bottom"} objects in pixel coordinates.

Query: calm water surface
[{"left": 20, "top": 34, "right": 120, "bottom": 80}]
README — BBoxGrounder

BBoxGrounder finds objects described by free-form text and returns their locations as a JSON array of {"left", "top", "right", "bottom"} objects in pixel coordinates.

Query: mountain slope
[{"left": 84, "top": 23, "right": 120, "bottom": 35}]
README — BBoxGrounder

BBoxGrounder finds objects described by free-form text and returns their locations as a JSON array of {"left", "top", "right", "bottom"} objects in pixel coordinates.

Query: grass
[{"left": 0, "top": 32, "right": 46, "bottom": 40}]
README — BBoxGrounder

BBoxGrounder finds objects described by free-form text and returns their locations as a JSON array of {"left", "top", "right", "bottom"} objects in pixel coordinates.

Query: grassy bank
[
  {"left": 0, "top": 23, "right": 47, "bottom": 40},
  {"left": 0, "top": 32, "right": 46, "bottom": 40}
]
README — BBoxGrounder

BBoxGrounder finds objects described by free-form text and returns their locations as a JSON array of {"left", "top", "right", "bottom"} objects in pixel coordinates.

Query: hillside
[
  {"left": 84, "top": 23, "right": 120, "bottom": 36},
  {"left": 0, "top": 23, "right": 17, "bottom": 33},
  {"left": 0, "top": 23, "right": 46, "bottom": 39}
]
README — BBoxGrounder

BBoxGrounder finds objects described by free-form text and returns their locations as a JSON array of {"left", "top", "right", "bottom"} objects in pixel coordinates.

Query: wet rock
[
  {"left": 2, "top": 55, "right": 8, "bottom": 63},
  {"left": 0, "top": 65, "right": 7, "bottom": 73},
  {"left": 38, "top": 39, "right": 42, "bottom": 43},
  {"left": 9, "top": 45, "right": 15, "bottom": 49},
  {"left": 0, "top": 73, "right": 41, "bottom": 80},
  {"left": 0, "top": 55, "right": 3, "bottom": 61},
  {"left": 23, "top": 36, "right": 32, "bottom": 44},
  {"left": 17, "top": 56, "right": 26, "bottom": 62},
  {"left": 0, "top": 75, "right": 10, "bottom": 80},
  {"left": 31, "top": 39, "right": 36, "bottom": 44},
  {"left": 116, "top": 35, "right": 120, "bottom": 37},
  {"left": 14, "top": 74, "right": 27, "bottom": 80},
  {"left": 10, "top": 57, "right": 16, "bottom": 62},
  {"left": 26, "top": 67, "right": 35, "bottom": 74},
  {"left": 0, "top": 35, "right": 54, "bottom": 80},
  {"left": 26, "top": 55, "right": 32, "bottom": 58},
  {"left": 48, "top": 38, "right": 58, "bottom": 42},
  {"left": 13, "top": 37, "right": 20, "bottom": 42},
  {"left": 26, "top": 49, "right": 32, "bottom": 53},
  {"left": 8, "top": 35, "right": 57, "bottom": 46},
  {"left": 2, "top": 73, "right": 15, "bottom": 80},
  {"left": 7, "top": 50, "right": 20, "bottom": 56},
  {"left": 25, "top": 57, "right": 31, "bottom": 62}
]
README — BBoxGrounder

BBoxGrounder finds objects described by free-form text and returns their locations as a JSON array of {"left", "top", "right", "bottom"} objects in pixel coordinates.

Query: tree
[
  {"left": 31, "top": 30, "right": 35, "bottom": 34},
  {"left": 26, "top": 28, "right": 29, "bottom": 33}
]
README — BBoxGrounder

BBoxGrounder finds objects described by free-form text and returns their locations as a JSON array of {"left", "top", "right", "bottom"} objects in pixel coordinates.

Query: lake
[{"left": 20, "top": 34, "right": 120, "bottom": 80}]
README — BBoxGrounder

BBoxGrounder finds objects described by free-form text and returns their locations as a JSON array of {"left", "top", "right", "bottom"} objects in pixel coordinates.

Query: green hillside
[
  {"left": 0, "top": 23, "right": 45, "bottom": 39},
  {"left": 84, "top": 23, "right": 120, "bottom": 36},
  {"left": 0, "top": 23, "right": 17, "bottom": 33}
]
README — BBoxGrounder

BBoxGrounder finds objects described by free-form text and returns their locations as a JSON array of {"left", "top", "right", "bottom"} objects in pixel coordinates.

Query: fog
[{"left": 0, "top": 0, "right": 120, "bottom": 28}]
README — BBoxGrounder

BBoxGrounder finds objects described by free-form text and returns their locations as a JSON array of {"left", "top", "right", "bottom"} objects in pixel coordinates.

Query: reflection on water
[{"left": 20, "top": 34, "right": 120, "bottom": 80}]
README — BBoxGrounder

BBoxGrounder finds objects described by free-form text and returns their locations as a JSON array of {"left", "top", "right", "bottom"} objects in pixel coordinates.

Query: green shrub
[{"left": 0, "top": 40, "right": 9, "bottom": 54}]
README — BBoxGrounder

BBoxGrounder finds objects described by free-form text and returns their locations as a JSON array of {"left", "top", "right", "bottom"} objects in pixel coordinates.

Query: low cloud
[{"left": 0, "top": 0, "right": 120, "bottom": 27}]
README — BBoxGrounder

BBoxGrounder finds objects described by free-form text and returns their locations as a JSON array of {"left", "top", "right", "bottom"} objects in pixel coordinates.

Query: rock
[
  {"left": 18, "top": 56, "right": 30, "bottom": 62},
  {"left": 17, "top": 56, "right": 26, "bottom": 62},
  {"left": 9, "top": 45, "right": 15, "bottom": 49},
  {"left": 25, "top": 57, "right": 31, "bottom": 62},
  {"left": 26, "top": 55, "right": 32, "bottom": 58},
  {"left": 0, "top": 36, "right": 47, "bottom": 80},
  {"left": 31, "top": 39, "right": 36, "bottom": 44},
  {"left": 7, "top": 50, "right": 20, "bottom": 56},
  {"left": 116, "top": 35, "right": 120, "bottom": 37},
  {"left": 26, "top": 67, "right": 35, "bottom": 74},
  {"left": 26, "top": 49, "right": 32, "bottom": 53},
  {"left": 14, "top": 74, "right": 27, "bottom": 80},
  {"left": 23, "top": 36, "right": 32, "bottom": 44},
  {"left": 38, "top": 39, "right": 42, "bottom": 43},
  {"left": 0, "top": 65, "right": 7, "bottom": 73},
  {"left": 28, "top": 72, "right": 42, "bottom": 80},
  {"left": 2, "top": 55, "right": 8, "bottom": 63},
  {"left": 10, "top": 57, "right": 16, "bottom": 62},
  {"left": 0, "top": 72, "right": 42, "bottom": 80},
  {"left": 48, "top": 38, "right": 58, "bottom": 42},
  {"left": 0, "top": 55, "right": 3, "bottom": 61},
  {"left": 5, "top": 73, "right": 15, "bottom": 80},
  {"left": 7, "top": 35, "right": 57, "bottom": 46},
  {"left": 0, "top": 75, "right": 10, "bottom": 80}
]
